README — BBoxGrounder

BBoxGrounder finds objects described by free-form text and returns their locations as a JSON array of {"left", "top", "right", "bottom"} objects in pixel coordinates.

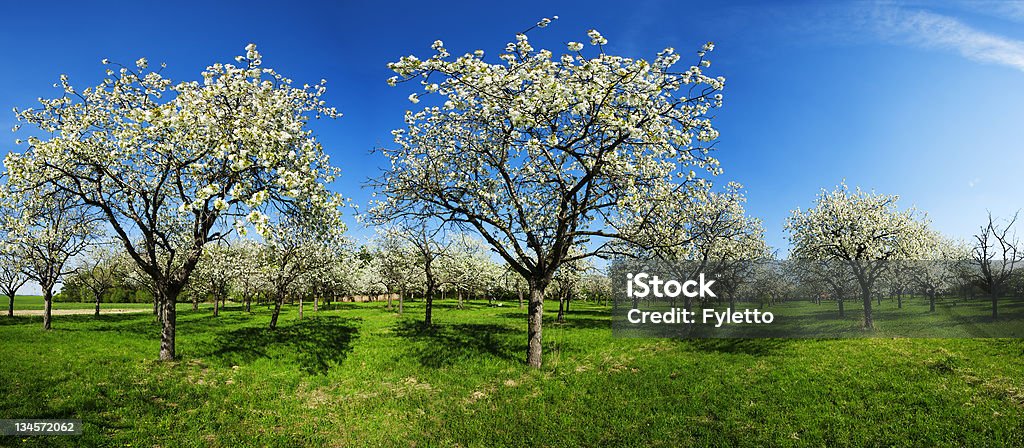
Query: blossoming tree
[
  {"left": 908, "top": 231, "right": 969, "bottom": 312},
  {"left": 77, "top": 245, "right": 125, "bottom": 317},
  {"left": 0, "top": 213, "right": 29, "bottom": 317},
  {"left": 373, "top": 19, "right": 726, "bottom": 367},
  {"left": 0, "top": 190, "right": 99, "bottom": 329},
  {"left": 5, "top": 44, "right": 342, "bottom": 359},
  {"left": 786, "top": 183, "right": 932, "bottom": 329}
]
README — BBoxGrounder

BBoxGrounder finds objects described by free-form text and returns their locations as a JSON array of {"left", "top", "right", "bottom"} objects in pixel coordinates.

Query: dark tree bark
[
  {"left": 860, "top": 281, "right": 874, "bottom": 329},
  {"left": 42, "top": 287, "right": 54, "bottom": 330},
  {"left": 527, "top": 280, "right": 548, "bottom": 368},
  {"left": 269, "top": 292, "right": 285, "bottom": 330}
]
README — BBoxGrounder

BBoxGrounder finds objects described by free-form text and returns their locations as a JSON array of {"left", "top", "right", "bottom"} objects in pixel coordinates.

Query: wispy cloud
[{"left": 870, "top": 5, "right": 1024, "bottom": 72}]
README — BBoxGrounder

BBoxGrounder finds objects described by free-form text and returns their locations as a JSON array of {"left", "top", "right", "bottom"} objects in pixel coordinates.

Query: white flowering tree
[
  {"left": 372, "top": 228, "right": 419, "bottom": 313},
  {"left": 227, "top": 240, "right": 271, "bottom": 313},
  {"left": 373, "top": 19, "right": 725, "bottom": 367},
  {"left": 908, "top": 231, "right": 969, "bottom": 312},
  {"left": 0, "top": 190, "right": 99, "bottom": 329},
  {"left": 551, "top": 251, "right": 592, "bottom": 323},
  {"left": 786, "top": 183, "right": 932, "bottom": 329},
  {"left": 628, "top": 182, "right": 770, "bottom": 310},
  {"left": 77, "top": 245, "right": 125, "bottom": 316},
  {"left": 188, "top": 242, "right": 239, "bottom": 317},
  {"left": 264, "top": 204, "right": 345, "bottom": 330},
  {"left": 441, "top": 233, "right": 500, "bottom": 309},
  {"left": 5, "top": 45, "right": 342, "bottom": 359},
  {"left": 369, "top": 217, "right": 451, "bottom": 326},
  {"left": 0, "top": 240, "right": 29, "bottom": 317}
]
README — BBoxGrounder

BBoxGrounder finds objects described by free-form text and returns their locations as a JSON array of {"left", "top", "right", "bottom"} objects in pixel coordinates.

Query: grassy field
[
  {"left": 1, "top": 297, "right": 1023, "bottom": 447},
  {"left": 6, "top": 295, "right": 154, "bottom": 311}
]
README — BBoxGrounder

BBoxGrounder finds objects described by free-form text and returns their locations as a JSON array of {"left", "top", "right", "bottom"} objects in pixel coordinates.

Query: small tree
[
  {"left": 970, "top": 212, "right": 1021, "bottom": 319},
  {"left": 264, "top": 204, "right": 344, "bottom": 330},
  {"left": 190, "top": 242, "right": 238, "bottom": 316},
  {"left": 78, "top": 245, "right": 124, "bottom": 316},
  {"left": 0, "top": 243, "right": 29, "bottom": 317},
  {"left": 0, "top": 190, "right": 98, "bottom": 329},
  {"left": 908, "top": 232, "right": 969, "bottom": 312},
  {"left": 373, "top": 228, "right": 419, "bottom": 314},
  {"left": 386, "top": 219, "right": 450, "bottom": 327},
  {"left": 228, "top": 240, "right": 270, "bottom": 313},
  {"left": 786, "top": 183, "right": 931, "bottom": 329}
]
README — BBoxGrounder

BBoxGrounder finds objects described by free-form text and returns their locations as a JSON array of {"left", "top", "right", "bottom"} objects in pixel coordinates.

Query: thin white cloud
[{"left": 871, "top": 6, "right": 1024, "bottom": 72}]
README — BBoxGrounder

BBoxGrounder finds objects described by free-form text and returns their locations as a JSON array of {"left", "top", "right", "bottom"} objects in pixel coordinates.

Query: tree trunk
[
  {"left": 6, "top": 294, "right": 13, "bottom": 317},
  {"left": 861, "top": 283, "right": 874, "bottom": 330},
  {"left": 159, "top": 290, "right": 177, "bottom": 361},
  {"left": 929, "top": 292, "right": 936, "bottom": 313},
  {"left": 245, "top": 294, "right": 252, "bottom": 313},
  {"left": 314, "top": 295, "right": 319, "bottom": 312},
  {"left": 897, "top": 294, "right": 903, "bottom": 309},
  {"left": 991, "top": 293, "right": 999, "bottom": 319},
  {"left": 213, "top": 295, "right": 220, "bottom": 317},
  {"left": 457, "top": 290, "right": 464, "bottom": 310},
  {"left": 299, "top": 296, "right": 304, "bottom": 320},
  {"left": 398, "top": 289, "right": 404, "bottom": 315},
  {"left": 270, "top": 292, "right": 285, "bottom": 330},
  {"left": 42, "top": 287, "right": 53, "bottom": 330},
  {"left": 838, "top": 298, "right": 845, "bottom": 318},
  {"left": 527, "top": 284, "right": 546, "bottom": 368},
  {"left": 425, "top": 288, "right": 434, "bottom": 327},
  {"left": 518, "top": 289, "right": 524, "bottom": 309},
  {"left": 192, "top": 295, "right": 199, "bottom": 311},
  {"left": 556, "top": 295, "right": 565, "bottom": 323},
  {"left": 94, "top": 292, "right": 101, "bottom": 317},
  {"left": 386, "top": 290, "right": 393, "bottom": 311}
]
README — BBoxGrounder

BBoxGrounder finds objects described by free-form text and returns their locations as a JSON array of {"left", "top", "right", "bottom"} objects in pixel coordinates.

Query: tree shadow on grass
[
  {"left": 391, "top": 319, "right": 518, "bottom": 368},
  {"left": 550, "top": 316, "right": 610, "bottom": 330},
  {"left": 680, "top": 338, "right": 797, "bottom": 356},
  {"left": 191, "top": 316, "right": 360, "bottom": 375},
  {"left": 0, "top": 316, "right": 37, "bottom": 326}
]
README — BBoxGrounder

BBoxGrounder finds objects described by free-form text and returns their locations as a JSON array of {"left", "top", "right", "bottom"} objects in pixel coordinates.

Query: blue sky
[{"left": 2, "top": 0, "right": 1022, "bottom": 255}]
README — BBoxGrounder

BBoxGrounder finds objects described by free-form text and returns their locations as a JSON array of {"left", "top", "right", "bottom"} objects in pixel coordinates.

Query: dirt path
[{"left": 11, "top": 308, "right": 149, "bottom": 316}]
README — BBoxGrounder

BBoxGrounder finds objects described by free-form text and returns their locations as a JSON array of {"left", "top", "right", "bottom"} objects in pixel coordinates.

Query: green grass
[
  {"left": 6, "top": 295, "right": 155, "bottom": 311},
  {"left": 1, "top": 297, "right": 1023, "bottom": 447}
]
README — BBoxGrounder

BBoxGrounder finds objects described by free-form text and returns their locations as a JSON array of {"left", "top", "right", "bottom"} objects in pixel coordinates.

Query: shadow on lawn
[
  {"left": 0, "top": 315, "right": 37, "bottom": 326},
  {"left": 392, "top": 320, "right": 517, "bottom": 368},
  {"left": 680, "top": 338, "right": 798, "bottom": 356},
  {"left": 193, "top": 316, "right": 360, "bottom": 375}
]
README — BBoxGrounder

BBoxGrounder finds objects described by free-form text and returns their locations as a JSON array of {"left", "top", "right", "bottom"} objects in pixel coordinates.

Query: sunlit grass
[{"left": 1, "top": 297, "right": 1022, "bottom": 446}]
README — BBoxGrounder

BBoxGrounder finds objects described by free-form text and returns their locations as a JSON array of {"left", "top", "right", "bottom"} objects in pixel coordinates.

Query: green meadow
[
  {"left": 1, "top": 298, "right": 1023, "bottom": 447},
  {"left": 6, "top": 296, "right": 153, "bottom": 312}
]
